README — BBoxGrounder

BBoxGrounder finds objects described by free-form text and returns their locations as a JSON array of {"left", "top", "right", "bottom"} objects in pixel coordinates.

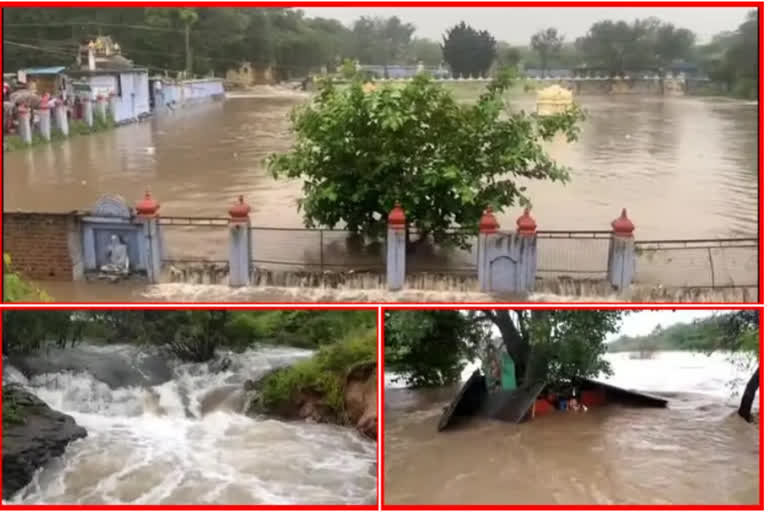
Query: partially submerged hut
[{"left": 438, "top": 344, "right": 667, "bottom": 432}]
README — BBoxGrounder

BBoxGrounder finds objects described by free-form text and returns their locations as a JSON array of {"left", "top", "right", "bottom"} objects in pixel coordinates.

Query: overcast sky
[
  {"left": 605, "top": 309, "right": 732, "bottom": 342},
  {"left": 300, "top": 6, "right": 752, "bottom": 45},
  {"left": 480, "top": 309, "right": 733, "bottom": 342}
]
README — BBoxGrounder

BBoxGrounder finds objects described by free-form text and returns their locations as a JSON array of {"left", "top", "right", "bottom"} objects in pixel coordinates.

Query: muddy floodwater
[
  {"left": 384, "top": 352, "right": 760, "bottom": 505},
  {"left": 3, "top": 89, "right": 758, "bottom": 302},
  {"left": 4, "top": 90, "right": 758, "bottom": 238}
]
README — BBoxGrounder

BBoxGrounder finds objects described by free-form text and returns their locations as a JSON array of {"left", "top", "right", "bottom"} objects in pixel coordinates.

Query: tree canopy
[
  {"left": 575, "top": 17, "right": 695, "bottom": 74},
  {"left": 694, "top": 10, "right": 758, "bottom": 98},
  {"left": 384, "top": 309, "right": 625, "bottom": 389},
  {"left": 385, "top": 310, "right": 489, "bottom": 387},
  {"left": 441, "top": 21, "right": 497, "bottom": 78},
  {"left": 530, "top": 28, "right": 564, "bottom": 72},
  {"left": 269, "top": 74, "right": 584, "bottom": 247}
]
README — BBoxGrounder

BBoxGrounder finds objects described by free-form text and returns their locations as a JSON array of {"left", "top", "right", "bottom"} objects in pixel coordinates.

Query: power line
[
  {"left": 4, "top": 38, "right": 332, "bottom": 73},
  {"left": 3, "top": 22, "right": 186, "bottom": 34}
]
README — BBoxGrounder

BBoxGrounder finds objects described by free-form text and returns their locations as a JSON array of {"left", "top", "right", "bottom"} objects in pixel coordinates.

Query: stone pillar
[
  {"left": 17, "top": 105, "right": 32, "bottom": 144},
  {"left": 38, "top": 100, "right": 51, "bottom": 141},
  {"left": 228, "top": 196, "right": 252, "bottom": 287},
  {"left": 386, "top": 202, "right": 406, "bottom": 291},
  {"left": 54, "top": 103, "right": 69, "bottom": 136},
  {"left": 516, "top": 208, "right": 538, "bottom": 292},
  {"left": 607, "top": 208, "right": 635, "bottom": 291},
  {"left": 477, "top": 207, "right": 499, "bottom": 291},
  {"left": 136, "top": 191, "right": 162, "bottom": 283},
  {"left": 96, "top": 95, "right": 107, "bottom": 122},
  {"left": 82, "top": 97, "right": 94, "bottom": 127},
  {"left": 109, "top": 93, "right": 119, "bottom": 123}
]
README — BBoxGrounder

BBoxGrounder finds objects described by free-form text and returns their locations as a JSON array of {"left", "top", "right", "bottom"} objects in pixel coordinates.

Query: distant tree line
[
  {"left": 4, "top": 8, "right": 757, "bottom": 95},
  {"left": 1, "top": 309, "right": 377, "bottom": 362},
  {"left": 2, "top": 8, "right": 432, "bottom": 80}
]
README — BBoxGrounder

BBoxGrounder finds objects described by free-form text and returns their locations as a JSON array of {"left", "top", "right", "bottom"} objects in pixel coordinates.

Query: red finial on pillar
[
  {"left": 516, "top": 207, "right": 537, "bottom": 236},
  {"left": 136, "top": 189, "right": 160, "bottom": 217},
  {"left": 228, "top": 195, "right": 251, "bottom": 222},
  {"left": 479, "top": 207, "right": 499, "bottom": 233},
  {"left": 611, "top": 208, "right": 635, "bottom": 237},
  {"left": 39, "top": 94, "right": 49, "bottom": 110},
  {"left": 388, "top": 202, "right": 406, "bottom": 229}
]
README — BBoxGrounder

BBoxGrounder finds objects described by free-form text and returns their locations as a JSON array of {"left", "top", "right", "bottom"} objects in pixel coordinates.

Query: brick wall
[{"left": 4, "top": 213, "right": 83, "bottom": 281}]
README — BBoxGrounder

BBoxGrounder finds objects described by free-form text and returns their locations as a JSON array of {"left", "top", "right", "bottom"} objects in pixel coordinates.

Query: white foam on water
[
  {"left": 138, "top": 282, "right": 610, "bottom": 303},
  {"left": 6, "top": 345, "right": 376, "bottom": 505}
]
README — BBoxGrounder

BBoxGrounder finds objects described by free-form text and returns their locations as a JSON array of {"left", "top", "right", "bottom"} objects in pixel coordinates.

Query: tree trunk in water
[
  {"left": 737, "top": 367, "right": 759, "bottom": 422},
  {"left": 185, "top": 24, "right": 192, "bottom": 75},
  {"left": 489, "top": 311, "right": 530, "bottom": 386}
]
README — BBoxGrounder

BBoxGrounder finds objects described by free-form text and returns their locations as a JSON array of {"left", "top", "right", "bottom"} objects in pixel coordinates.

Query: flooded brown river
[
  {"left": 4, "top": 90, "right": 758, "bottom": 238},
  {"left": 3, "top": 89, "right": 758, "bottom": 302},
  {"left": 384, "top": 352, "right": 760, "bottom": 505}
]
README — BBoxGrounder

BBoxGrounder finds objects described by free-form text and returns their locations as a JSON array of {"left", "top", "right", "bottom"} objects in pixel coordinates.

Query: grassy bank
[
  {"left": 257, "top": 326, "right": 377, "bottom": 422},
  {"left": 224, "top": 310, "right": 377, "bottom": 349},
  {"left": 3, "top": 116, "right": 116, "bottom": 153}
]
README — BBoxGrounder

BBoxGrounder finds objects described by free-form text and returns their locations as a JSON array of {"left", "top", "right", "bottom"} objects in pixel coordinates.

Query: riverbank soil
[
  {"left": 2, "top": 385, "right": 87, "bottom": 500},
  {"left": 345, "top": 362, "right": 377, "bottom": 440},
  {"left": 384, "top": 386, "right": 759, "bottom": 505}
]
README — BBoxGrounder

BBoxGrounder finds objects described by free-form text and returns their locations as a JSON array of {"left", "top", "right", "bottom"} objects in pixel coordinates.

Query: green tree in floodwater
[
  {"left": 714, "top": 310, "right": 759, "bottom": 423},
  {"left": 385, "top": 310, "right": 490, "bottom": 388},
  {"left": 441, "top": 21, "right": 497, "bottom": 78},
  {"left": 480, "top": 310, "right": 625, "bottom": 387},
  {"left": 384, "top": 310, "right": 624, "bottom": 389},
  {"left": 269, "top": 74, "right": 585, "bottom": 249}
]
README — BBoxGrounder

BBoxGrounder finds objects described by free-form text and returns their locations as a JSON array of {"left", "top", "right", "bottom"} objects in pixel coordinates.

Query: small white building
[{"left": 66, "top": 36, "right": 151, "bottom": 124}]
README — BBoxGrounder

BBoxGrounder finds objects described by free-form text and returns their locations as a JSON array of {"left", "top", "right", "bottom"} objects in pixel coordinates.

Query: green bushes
[
  {"left": 3, "top": 254, "right": 51, "bottom": 303},
  {"left": 260, "top": 327, "right": 376, "bottom": 419},
  {"left": 225, "top": 310, "right": 377, "bottom": 349}
]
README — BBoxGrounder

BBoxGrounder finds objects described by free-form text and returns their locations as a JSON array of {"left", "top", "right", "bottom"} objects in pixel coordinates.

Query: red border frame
[
  {"left": 380, "top": 305, "right": 764, "bottom": 510},
  {"left": 0, "top": 1, "right": 763, "bottom": 307},
  {"left": 0, "top": 0, "right": 764, "bottom": 510}
]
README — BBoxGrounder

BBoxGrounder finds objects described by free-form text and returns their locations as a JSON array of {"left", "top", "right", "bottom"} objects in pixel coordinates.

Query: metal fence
[
  {"left": 634, "top": 238, "right": 758, "bottom": 288},
  {"left": 158, "top": 216, "right": 229, "bottom": 264},
  {"left": 537, "top": 231, "right": 612, "bottom": 279},
  {"left": 155, "top": 216, "right": 758, "bottom": 289},
  {"left": 249, "top": 226, "right": 385, "bottom": 272}
]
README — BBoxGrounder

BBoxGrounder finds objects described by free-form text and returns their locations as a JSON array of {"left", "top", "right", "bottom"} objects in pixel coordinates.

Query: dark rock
[
  {"left": 2, "top": 385, "right": 87, "bottom": 500},
  {"left": 9, "top": 345, "right": 172, "bottom": 389}
]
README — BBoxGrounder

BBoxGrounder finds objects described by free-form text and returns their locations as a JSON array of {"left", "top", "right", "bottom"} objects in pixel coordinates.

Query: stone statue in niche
[{"left": 100, "top": 234, "right": 130, "bottom": 276}]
